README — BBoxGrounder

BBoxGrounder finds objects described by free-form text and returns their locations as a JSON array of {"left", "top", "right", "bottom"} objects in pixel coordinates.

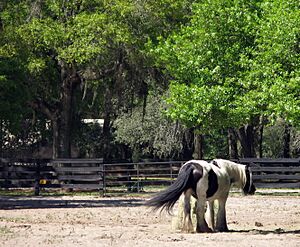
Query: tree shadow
[{"left": 0, "top": 195, "right": 145, "bottom": 210}]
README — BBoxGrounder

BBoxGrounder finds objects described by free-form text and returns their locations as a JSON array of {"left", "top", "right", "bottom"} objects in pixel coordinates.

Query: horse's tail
[{"left": 145, "top": 163, "right": 199, "bottom": 213}]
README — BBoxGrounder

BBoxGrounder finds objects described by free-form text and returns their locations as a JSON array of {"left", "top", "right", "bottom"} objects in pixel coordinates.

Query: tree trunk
[
  {"left": 102, "top": 111, "right": 111, "bottom": 161},
  {"left": 52, "top": 119, "right": 59, "bottom": 159},
  {"left": 237, "top": 124, "right": 256, "bottom": 158},
  {"left": 257, "top": 116, "right": 264, "bottom": 158},
  {"left": 102, "top": 84, "right": 113, "bottom": 161},
  {"left": 193, "top": 132, "right": 203, "bottom": 159},
  {"left": 29, "top": 64, "right": 81, "bottom": 159},
  {"left": 58, "top": 82, "right": 72, "bottom": 158},
  {"left": 228, "top": 128, "right": 238, "bottom": 159},
  {"left": 181, "top": 128, "right": 194, "bottom": 160},
  {"left": 57, "top": 65, "right": 81, "bottom": 158},
  {"left": 0, "top": 119, "right": 3, "bottom": 157},
  {"left": 283, "top": 123, "right": 291, "bottom": 158},
  {"left": 28, "top": 100, "right": 60, "bottom": 158}
]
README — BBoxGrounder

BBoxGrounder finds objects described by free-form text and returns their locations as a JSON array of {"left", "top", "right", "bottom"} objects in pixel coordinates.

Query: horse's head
[{"left": 243, "top": 165, "right": 256, "bottom": 195}]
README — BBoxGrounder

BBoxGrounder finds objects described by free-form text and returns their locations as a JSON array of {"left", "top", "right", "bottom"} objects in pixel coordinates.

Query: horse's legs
[
  {"left": 215, "top": 197, "right": 229, "bottom": 232},
  {"left": 195, "top": 198, "right": 213, "bottom": 233},
  {"left": 182, "top": 190, "right": 194, "bottom": 233},
  {"left": 205, "top": 200, "right": 215, "bottom": 230}
]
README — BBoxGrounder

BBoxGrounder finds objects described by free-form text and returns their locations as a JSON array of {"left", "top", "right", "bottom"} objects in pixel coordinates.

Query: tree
[
  {"left": 240, "top": 0, "right": 300, "bottom": 157},
  {"left": 151, "top": 0, "right": 300, "bottom": 158},
  {"left": 251, "top": 0, "right": 300, "bottom": 123},
  {"left": 0, "top": 0, "right": 196, "bottom": 159},
  {"left": 151, "top": 0, "right": 262, "bottom": 157},
  {"left": 3, "top": 0, "right": 297, "bottom": 160},
  {"left": 80, "top": 0, "right": 195, "bottom": 160},
  {"left": 1, "top": 0, "right": 132, "bottom": 158},
  {"left": 114, "top": 93, "right": 190, "bottom": 160}
]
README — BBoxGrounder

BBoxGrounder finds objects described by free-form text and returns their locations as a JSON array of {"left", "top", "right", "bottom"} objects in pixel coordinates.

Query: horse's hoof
[{"left": 196, "top": 227, "right": 213, "bottom": 233}]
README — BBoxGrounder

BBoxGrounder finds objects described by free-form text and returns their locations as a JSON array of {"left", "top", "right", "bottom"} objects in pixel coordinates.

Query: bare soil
[{"left": 0, "top": 193, "right": 299, "bottom": 247}]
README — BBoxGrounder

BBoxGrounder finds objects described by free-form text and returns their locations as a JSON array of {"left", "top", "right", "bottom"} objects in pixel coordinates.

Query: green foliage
[
  {"left": 1, "top": 0, "right": 299, "bottom": 159},
  {"left": 247, "top": 0, "right": 300, "bottom": 124},
  {"left": 153, "top": 0, "right": 261, "bottom": 131},
  {"left": 0, "top": 53, "right": 30, "bottom": 131},
  {"left": 263, "top": 119, "right": 300, "bottom": 158},
  {"left": 203, "top": 130, "right": 228, "bottom": 159},
  {"left": 0, "top": 0, "right": 196, "bottom": 157},
  {"left": 114, "top": 94, "right": 186, "bottom": 159},
  {"left": 7, "top": 8, "right": 130, "bottom": 66},
  {"left": 166, "top": 82, "right": 230, "bottom": 130},
  {"left": 152, "top": 0, "right": 300, "bottom": 133},
  {"left": 74, "top": 121, "right": 103, "bottom": 158}
]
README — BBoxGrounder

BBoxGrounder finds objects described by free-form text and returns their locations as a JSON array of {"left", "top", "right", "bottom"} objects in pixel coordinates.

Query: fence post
[
  {"left": 34, "top": 161, "right": 40, "bottom": 196},
  {"left": 137, "top": 163, "right": 140, "bottom": 193},
  {"left": 102, "top": 163, "right": 106, "bottom": 196}
]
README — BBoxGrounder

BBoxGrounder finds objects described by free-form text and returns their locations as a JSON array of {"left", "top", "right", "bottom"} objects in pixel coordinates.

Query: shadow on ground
[
  {"left": 228, "top": 229, "right": 300, "bottom": 235},
  {"left": 0, "top": 195, "right": 145, "bottom": 210}
]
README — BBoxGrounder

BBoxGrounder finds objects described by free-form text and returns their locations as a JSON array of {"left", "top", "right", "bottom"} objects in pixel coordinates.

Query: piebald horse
[{"left": 146, "top": 159, "right": 256, "bottom": 233}]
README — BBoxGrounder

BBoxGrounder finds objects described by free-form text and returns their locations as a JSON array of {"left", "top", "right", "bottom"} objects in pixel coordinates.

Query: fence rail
[
  {"left": 0, "top": 158, "right": 299, "bottom": 195},
  {"left": 238, "top": 158, "right": 300, "bottom": 189}
]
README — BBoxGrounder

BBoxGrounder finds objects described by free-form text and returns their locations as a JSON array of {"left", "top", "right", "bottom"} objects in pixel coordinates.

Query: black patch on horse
[
  {"left": 185, "top": 162, "right": 203, "bottom": 198},
  {"left": 243, "top": 166, "right": 251, "bottom": 192},
  {"left": 206, "top": 169, "right": 218, "bottom": 198},
  {"left": 211, "top": 160, "right": 220, "bottom": 168},
  {"left": 243, "top": 165, "right": 256, "bottom": 195}
]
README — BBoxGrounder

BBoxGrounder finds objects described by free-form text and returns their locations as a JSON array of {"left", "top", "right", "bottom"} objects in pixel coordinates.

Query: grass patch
[
  {"left": 255, "top": 188, "right": 300, "bottom": 196},
  {"left": 0, "top": 226, "right": 13, "bottom": 235},
  {"left": 0, "top": 216, "right": 27, "bottom": 223}
]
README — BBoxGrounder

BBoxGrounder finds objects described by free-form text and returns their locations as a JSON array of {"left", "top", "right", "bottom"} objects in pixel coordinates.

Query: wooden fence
[
  {"left": 0, "top": 158, "right": 299, "bottom": 195},
  {"left": 238, "top": 158, "right": 300, "bottom": 189}
]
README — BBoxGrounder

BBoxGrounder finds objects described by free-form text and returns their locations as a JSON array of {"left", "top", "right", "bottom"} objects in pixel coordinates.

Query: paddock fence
[
  {"left": 0, "top": 158, "right": 299, "bottom": 195},
  {"left": 238, "top": 158, "right": 300, "bottom": 189}
]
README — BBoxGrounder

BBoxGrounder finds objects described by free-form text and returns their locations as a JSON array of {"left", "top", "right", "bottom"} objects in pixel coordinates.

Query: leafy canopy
[{"left": 152, "top": 0, "right": 300, "bottom": 131}]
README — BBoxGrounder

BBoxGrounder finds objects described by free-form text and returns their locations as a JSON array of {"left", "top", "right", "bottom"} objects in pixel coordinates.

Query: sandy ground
[{"left": 0, "top": 193, "right": 299, "bottom": 247}]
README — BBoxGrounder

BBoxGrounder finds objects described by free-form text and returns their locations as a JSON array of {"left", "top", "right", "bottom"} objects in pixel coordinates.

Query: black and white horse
[{"left": 146, "top": 159, "right": 256, "bottom": 233}]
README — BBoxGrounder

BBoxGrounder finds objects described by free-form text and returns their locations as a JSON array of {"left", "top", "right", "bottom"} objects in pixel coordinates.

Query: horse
[{"left": 145, "top": 159, "right": 256, "bottom": 233}]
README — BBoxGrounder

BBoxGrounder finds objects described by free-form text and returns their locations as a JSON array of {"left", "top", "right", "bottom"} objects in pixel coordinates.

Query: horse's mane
[{"left": 212, "top": 159, "right": 247, "bottom": 188}]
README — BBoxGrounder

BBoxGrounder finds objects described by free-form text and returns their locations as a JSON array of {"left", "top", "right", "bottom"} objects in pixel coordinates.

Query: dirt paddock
[{"left": 0, "top": 192, "right": 299, "bottom": 247}]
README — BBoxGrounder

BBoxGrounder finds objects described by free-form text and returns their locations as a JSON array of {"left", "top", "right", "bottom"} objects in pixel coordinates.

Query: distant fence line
[{"left": 0, "top": 158, "right": 299, "bottom": 195}]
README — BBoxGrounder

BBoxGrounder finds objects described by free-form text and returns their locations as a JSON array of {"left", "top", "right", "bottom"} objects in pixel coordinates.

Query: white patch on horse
[{"left": 146, "top": 159, "right": 256, "bottom": 233}]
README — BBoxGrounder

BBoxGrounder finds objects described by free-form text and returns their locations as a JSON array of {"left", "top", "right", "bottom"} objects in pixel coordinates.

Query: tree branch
[{"left": 28, "top": 99, "right": 58, "bottom": 121}]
